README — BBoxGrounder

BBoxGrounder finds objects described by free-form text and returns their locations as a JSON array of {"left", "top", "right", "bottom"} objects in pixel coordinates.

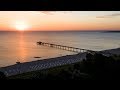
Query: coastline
[
  {"left": 0, "top": 53, "right": 87, "bottom": 76},
  {"left": 0, "top": 47, "right": 120, "bottom": 77},
  {"left": 103, "top": 31, "right": 120, "bottom": 33},
  {"left": 99, "top": 48, "right": 120, "bottom": 56}
]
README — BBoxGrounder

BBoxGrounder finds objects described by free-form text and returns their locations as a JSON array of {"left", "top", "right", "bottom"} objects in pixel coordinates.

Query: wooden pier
[{"left": 37, "top": 41, "right": 96, "bottom": 54}]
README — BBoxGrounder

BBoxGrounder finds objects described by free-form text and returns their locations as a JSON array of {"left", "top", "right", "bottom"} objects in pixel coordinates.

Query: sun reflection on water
[{"left": 19, "top": 33, "right": 27, "bottom": 62}]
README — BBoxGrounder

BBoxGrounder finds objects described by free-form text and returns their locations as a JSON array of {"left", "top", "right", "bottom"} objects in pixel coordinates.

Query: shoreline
[
  {"left": 99, "top": 48, "right": 120, "bottom": 56},
  {"left": 0, "top": 47, "right": 120, "bottom": 77},
  {"left": 0, "top": 53, "right": 87, "bottom": 76}
]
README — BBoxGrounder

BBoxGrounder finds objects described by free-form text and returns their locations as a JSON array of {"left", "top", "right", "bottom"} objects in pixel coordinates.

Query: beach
[
  {"left": 99, "top": 48, "right": 120, "bottom": 56},
  {"left": 0, "top": 47, "right": 120, "bottom": 77},
  {"left": 0, "top": 52, "right": 87, "bottom": 76}
]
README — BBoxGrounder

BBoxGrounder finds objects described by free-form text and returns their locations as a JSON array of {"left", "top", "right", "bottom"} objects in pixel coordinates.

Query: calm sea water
[{"left": 0, "top": 31, "right": 120, "bottom": 67}]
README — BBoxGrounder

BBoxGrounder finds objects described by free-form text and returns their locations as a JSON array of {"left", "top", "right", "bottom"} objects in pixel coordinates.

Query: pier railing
[{"left": 37, "top": 41, "right": 96, "bottom": 54}]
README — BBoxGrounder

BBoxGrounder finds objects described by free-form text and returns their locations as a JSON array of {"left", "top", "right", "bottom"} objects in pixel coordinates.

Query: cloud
[
  {"left": 39, "top": 11, "right": 72, "bottom": 15},
  {"left": 40, "top": 11, "right": 55, "bottom": 15},
  {"left": 96, "top": 13, "right": 120, "bottom": 18},
  {"left": 96, "top": 16, "right": 109, "bottom": 18}
]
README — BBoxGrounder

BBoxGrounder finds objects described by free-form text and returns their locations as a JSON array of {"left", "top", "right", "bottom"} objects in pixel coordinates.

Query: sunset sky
[{"left": 0, "top": 11, "right": 120, "bottom": 31}]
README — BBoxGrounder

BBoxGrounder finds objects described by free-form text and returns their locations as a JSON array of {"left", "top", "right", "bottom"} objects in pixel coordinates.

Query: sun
[{"left": 15, "top": 21, "right": 28, "bottom": 31}]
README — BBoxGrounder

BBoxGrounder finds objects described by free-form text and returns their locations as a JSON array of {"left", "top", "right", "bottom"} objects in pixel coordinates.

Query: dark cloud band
[{"left": 96, "top": 13, "right": 120, "bottom": 18}]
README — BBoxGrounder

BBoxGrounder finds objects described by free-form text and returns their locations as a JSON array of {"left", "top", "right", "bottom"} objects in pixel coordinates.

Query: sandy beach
[
  {"left": 0, "top": 52, "right": 87, "bottom": 76},
  {"left": 0, "top": 47, "right": 120, "bottom": 77},
  {"left": 99, "top": 48, "right": 120, "bottom": 56}
]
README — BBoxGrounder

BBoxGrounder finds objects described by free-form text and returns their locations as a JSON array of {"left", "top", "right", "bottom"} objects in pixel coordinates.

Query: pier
[
  {"left": 37, "top": 41, "right": 96, "bottom": 54},
  {"left": 0, "top": 42, "right": 96, "bottom": 76}
]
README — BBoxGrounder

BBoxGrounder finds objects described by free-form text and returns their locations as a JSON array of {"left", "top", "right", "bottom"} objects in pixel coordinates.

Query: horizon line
[{"left": 0, "top": 30, "right": 120, "bottom": 32}]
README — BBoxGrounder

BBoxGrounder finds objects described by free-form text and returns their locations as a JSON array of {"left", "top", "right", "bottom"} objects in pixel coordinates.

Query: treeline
[{"left": 80, "top": 53, "right": 120, "bottom": 80}]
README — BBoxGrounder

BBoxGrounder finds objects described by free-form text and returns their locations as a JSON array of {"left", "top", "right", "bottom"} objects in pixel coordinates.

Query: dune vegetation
[{"left": 5, "top": 53, "right": 120, "bottom": 80}]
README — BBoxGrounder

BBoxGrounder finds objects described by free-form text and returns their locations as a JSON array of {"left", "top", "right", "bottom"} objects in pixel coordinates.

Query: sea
[{"left": 0, "top": 31, "right": 120, "bottom": 67}]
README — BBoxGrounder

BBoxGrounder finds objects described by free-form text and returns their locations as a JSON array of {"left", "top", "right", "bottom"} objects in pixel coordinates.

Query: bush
[
  {"left": 83, "top": 53, "right": 120, "bottom": 80},
  {"left": 0, "top": 71, "right": 6, "bottom": 79}
]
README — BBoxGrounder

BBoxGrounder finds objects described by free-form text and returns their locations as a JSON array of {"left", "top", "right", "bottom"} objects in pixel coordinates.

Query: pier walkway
[{"left": 37, "top": 41, "right": 96, "bottom": 54}]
